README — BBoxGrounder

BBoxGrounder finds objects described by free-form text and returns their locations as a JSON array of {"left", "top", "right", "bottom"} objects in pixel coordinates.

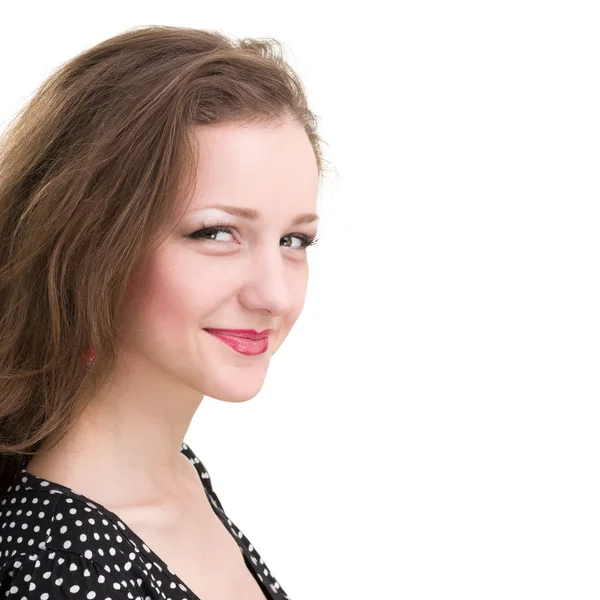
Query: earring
[{"left": 83, "top": 347, "right": 96, "bottom": 365}]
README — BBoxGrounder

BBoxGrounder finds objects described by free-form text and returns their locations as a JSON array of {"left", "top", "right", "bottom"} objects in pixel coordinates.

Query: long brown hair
[{"left": 0, "top": 25, "right": 330, "bottom": 493}]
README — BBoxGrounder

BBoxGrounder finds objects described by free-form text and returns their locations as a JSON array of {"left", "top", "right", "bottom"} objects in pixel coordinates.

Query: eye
[
  {"left": 281, "top": 234, "right": 320, "bottom": 249},
  {"left": 188, "top": 225, "right": 235, "bottom": 242},
  {"left": 188, "top": 223, "right": 320, "bottom": 249}
]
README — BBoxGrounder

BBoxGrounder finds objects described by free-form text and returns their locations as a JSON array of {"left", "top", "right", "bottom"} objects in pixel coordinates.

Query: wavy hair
[{"left": 0, "top": 25, "right": 330, "bottom": 493}]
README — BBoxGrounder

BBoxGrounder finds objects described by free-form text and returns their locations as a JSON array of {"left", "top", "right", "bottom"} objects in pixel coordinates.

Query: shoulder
[
  {"left": 0, "top": 474, "right": 155, "bottom": 598},
  {"left": 0, "top": 483, "right": 133, "bottom": 597},
  {"left": 0, "top": 548, "right": 128, "bottom": 597}
]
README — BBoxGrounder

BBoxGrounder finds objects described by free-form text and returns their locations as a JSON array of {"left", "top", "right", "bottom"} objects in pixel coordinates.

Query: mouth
[
  {"left": 204, "top": 329, "right": 271, "bottom": 356},
  {"left": 203, "top": 328, "right": 272, "bottom": 341}
]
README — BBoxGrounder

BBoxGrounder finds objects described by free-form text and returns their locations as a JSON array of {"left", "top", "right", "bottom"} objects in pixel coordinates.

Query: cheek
[
  {"left": 282, "top": 275, "right": 309, "bottom": 330},
  {"left": 127, "top": 253, "right": 203, "bottom": 339},
  {"left": 294, "top": 270, "right": 309, "bottom": 312},
  {"left": 130, "top": 249, "right": 242, "bottom": 333}
]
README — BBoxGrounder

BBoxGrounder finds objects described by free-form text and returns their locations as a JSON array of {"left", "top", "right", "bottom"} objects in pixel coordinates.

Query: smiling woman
[{"left": 0, "top": 25, "right": 331, "bottom": 600}]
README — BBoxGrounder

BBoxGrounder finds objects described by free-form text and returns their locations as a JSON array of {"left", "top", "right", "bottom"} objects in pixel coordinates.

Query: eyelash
[{"left": 189, "top": 222, "right": 320, "bottom": 249}]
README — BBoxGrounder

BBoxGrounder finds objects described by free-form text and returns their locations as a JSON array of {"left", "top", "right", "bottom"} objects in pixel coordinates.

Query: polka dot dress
[{"left": 0, "top": 442, "right": 288, "bottom": 599}]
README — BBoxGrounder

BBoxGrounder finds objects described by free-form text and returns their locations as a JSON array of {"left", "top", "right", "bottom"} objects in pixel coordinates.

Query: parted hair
[{"left": 0, "top": 25, "right": 329, "bottom": 493}]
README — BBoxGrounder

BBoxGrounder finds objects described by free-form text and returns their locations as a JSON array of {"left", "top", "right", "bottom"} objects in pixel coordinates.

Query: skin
[{"left": 26, "top": 118, "right": 320, "bottom": 514}]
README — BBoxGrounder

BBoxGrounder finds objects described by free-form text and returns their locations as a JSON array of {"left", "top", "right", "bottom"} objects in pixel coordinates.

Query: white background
[{"left": 1, "top": 1, "right": 599, "bottom": 598}]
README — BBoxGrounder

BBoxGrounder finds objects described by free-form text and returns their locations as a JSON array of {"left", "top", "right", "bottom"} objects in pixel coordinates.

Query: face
[{"left": 122, "top": 119, "right": 320, "bottom": 403}]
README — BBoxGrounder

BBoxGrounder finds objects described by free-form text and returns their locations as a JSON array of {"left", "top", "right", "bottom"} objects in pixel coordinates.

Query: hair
[{"left": 0, "top": 25, "right": 331, "bottom": 494}]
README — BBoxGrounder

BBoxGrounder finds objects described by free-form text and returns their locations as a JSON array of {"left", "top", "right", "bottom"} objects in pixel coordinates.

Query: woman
[{"left": 0, "top": 25, "right": 328, "bottom": 599}]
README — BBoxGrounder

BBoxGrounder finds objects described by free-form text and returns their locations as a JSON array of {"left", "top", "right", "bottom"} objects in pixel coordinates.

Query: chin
[
  {"left": 223, "top": 394, "right": 258, "bottom": 403},
  {"left": 200, "top": 378, "right": 266, "bottom": 403},
  {"left": 212, "top": 390, "right": 261, "bottom": 403}
]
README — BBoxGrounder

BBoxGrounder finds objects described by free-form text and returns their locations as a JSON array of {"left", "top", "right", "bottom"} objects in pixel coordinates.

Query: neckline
[{"left": 15, "top": 442, "right": 251, "bottom": 600}]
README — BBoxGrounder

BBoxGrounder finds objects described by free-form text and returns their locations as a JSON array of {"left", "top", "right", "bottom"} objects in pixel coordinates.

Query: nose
[{"left": 238, "top": 244, "right": 302, "bottom": 316}]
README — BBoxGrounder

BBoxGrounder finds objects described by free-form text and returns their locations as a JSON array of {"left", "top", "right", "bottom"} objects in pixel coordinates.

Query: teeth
[{"left": 211, "top": 331, "right": 264, "bottom": 341}]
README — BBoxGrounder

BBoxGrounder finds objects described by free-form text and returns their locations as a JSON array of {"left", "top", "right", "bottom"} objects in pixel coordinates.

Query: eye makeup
[{"left": 187, "top": 221, "right": 319, "bottom": 248}]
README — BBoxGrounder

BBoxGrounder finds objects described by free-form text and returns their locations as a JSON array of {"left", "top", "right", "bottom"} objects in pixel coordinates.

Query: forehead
[{"left": 189, "top": 120, "right": 319, "bottom": 209}]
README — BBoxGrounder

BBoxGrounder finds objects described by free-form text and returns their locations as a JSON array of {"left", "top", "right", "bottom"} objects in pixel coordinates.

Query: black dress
[{"left": 0, "top": 441, "right": 288, "bottom": 599}]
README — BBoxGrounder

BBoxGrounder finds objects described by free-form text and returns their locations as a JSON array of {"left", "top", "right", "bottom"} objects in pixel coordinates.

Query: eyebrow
[{"left": 201, "top": 204, "right": 320, "bottom": 226}]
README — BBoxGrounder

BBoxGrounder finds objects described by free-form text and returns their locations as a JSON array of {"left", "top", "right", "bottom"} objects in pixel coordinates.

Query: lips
[
  {"left": 204, "top": 329, "right": 271, "bottom": 355},
  {"left": 203, "top": 328, "right": 272, "bottom": 340}
]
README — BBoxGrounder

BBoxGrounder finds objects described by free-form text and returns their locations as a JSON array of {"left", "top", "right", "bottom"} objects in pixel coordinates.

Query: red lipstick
[{"left": 204, "top": 328, "right": 273, "bottom": 356}]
